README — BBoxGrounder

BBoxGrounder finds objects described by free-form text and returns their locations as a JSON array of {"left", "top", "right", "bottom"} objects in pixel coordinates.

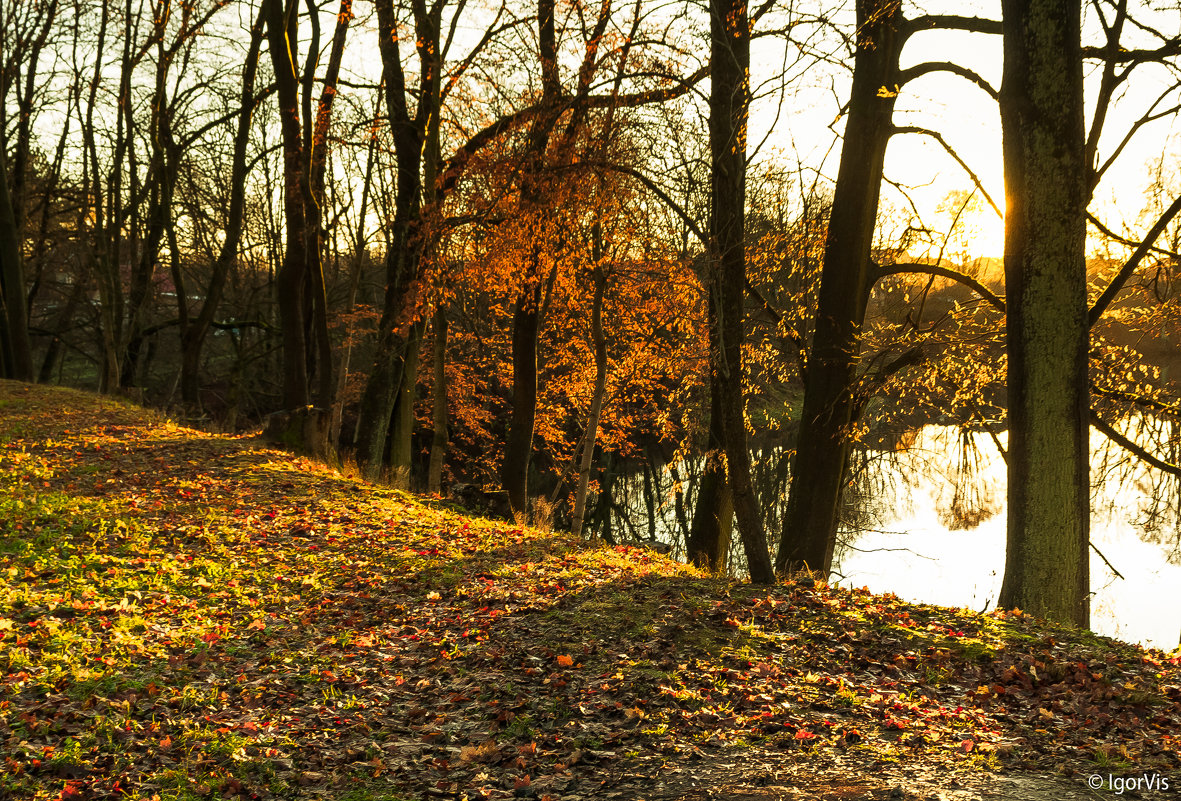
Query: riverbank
[{"left": 1, "top": 381, "right": 1178, "bottom": 800}]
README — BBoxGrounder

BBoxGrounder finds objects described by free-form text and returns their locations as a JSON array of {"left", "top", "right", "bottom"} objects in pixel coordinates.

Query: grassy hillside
[{"left": 1, "top": 381, "right": 1179, "bottom": 801}]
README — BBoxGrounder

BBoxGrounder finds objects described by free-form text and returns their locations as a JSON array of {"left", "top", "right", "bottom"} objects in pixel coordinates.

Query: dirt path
[{"left": 570, "top": 745, "right": 1174, "bottom": 801}]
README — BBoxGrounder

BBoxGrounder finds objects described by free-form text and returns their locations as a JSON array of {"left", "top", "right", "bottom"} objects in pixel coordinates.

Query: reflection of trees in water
[
  {"left": 600, "top": 412, "right": 1181, "bottom": 576},
  {"left": 1138, "top": 418, "right": 1181, "bottom": 565},
  {"left": 841, "top": 445, "right": 911, "bottom": 535},
  {"left": 937, "top": 427, "right": 1000, "bottom": 531},
  {"left": 1095, "top": 413, "right": 1181, "bottom": 565},
  {"left": 591, "top": 446, "right": 699, "bottom": 554}
]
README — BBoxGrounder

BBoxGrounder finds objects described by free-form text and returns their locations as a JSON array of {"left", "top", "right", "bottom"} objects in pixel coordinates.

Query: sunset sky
[{"left": 746, "top": 0, "right": 1180, "bottom": 259}]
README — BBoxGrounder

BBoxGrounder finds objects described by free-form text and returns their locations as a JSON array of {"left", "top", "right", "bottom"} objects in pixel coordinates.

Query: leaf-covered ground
[{"left": 2, "top": 381, "right": 1180, "bottom": 801}]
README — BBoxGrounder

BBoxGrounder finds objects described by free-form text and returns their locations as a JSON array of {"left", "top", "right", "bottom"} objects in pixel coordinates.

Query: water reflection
[{"left": 835, "top": 425, "right": 1181, "bottom": 651}]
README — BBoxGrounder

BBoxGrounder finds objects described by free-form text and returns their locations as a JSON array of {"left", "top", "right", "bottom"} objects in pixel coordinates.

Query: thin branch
[
  {"left": 873, "top": 261, "right": 1006, "bottom": 312},
  {"left": 1088, "top": 211, "right": 1181, "bottom": 260},
  {"left": 1088, "top": 193, "right": 1181, "bottom": 325},
  {"left": 891, "top": 125, "right": 1003, "bottom": 218},
  {"left": 1092, "top": 410, "right": 1181, "bottom": 478},
  {"left": 849, "top": 347, "right": 926, "bottom": 421},
  {"left": 1091, "top": 382, "right": 1181, "bottom": 418},
  {"left": 442, "top": 13, "right": 522, "bottom": 104},
  {"left": 897, "top": 61, "right": 999, "bottom": 100},
  {"left": 1092, "top": 97, "right": 1181, "bottom": 188},
  {"left": 1084, "top": 0, "right": 1128, "bottom": 178},
  {"left": 745, "top": 279, "right": 808, "bottom": 376},
  {"left": 972, "top": 402, "right": 1008, "bottom": 463},
  {"left": 1091, "top": 540, "right": 1126, "bottom": 580}
]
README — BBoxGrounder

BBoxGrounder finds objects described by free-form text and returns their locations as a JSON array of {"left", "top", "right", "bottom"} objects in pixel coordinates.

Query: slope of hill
[{"left": 1, "top": 381, "right": 1178, "bottom": 801}]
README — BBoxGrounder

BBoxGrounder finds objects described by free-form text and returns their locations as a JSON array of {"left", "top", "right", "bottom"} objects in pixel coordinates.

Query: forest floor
[{"left": 1, "top": 381, "right": 1179, "bottom": 801}]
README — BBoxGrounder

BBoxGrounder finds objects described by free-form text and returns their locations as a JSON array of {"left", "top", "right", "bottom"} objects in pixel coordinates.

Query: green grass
[{"left": 1, "top": 380, "right": 1179, "bottom": 801}]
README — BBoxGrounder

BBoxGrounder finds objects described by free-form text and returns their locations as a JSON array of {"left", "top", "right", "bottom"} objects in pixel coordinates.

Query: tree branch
[
  {"left": 1092, "top": 410, "right": 1181, "bottom": 478},
  {"left": 872, "top": 261, "right": 1006, "bottom": 312},
  {"left": 897, "top": 61, "right": 999, "bottom": 100},
  {"left": 1088, "top": 211, "right": 1181, "bottom": 260},
  {"left": 902, "top": 14, "right": 1002, "bottom": 38},
  {"left": 1090, "top": 539, "right": 1126, "bottom": 581},
  {"left": 439, "top": 66, "right": 709, "bottom": 196},
  {"left": 890, "top": 125, "right": 1003, "bottom": 218},
  {"left": 1089, "top": 193, "right": 1181, "bottom": 325},
  {"left": 1081, "top": 39, "right": 1181, "bottom": 62},
  {"left": 1092, "top": 382, "right": 1181, "bottom": 418},
  {"left": 744, "top": 278, "right": 808, "bottom": 376},
  {"left": 573, "top": 160, "right": 706, "bottom": 244},
  {"left": 1092, "top": 98, "right": 1181, "bottom": 189}
]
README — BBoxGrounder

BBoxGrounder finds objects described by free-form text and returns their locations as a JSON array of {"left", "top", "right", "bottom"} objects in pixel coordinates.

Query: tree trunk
[
  {"left": 595, "top": 454, "right": 617, "bottom": 543},
  {"left": 0, "top": 152, "right": 33, "bottom": 381},
  {"left": 264, "top": 0, "right": 311, "bottom": 410},
  {"left": 388, "top": 326, "right": 421, "bottom": 489},
  {"left": 81, "top": 0, "right": 119, "bottom": 394},
  {"left": 709, "top": 0, "right": 775, "bottom": 584},
  {"left": 356, "top": 323, "right": 407, "bottom": 478},
  {"left": 423, "top": 20, "right": 447, "bottom": 495},
  {"left": 303, "top": 0, "right": 352, "bottom": 412},
  {"left": 670, "top": 461, "right": 693, "bottom": 553},
  {"left": 572, "top": 262, "right": 608, "bottom": 538},
  {"left": 0, "top": 0, "right": 53, "bottom": 383},
  {"left": 996, "top": 0, "right": 1090, "bottom": 627},
  {"left": 354, "top": 0, "right": 431, "bottom": 480},
  {"left": 688, "top": 380, "right": 733, "bottom": 571},
  {"left": 501, "top": 0, "right": 562, "bottom": 519},
  {"left": 428, "top": 304, "right": 449, "bottom": 494},
  {"left": 776, "top": 0, "right": 903, "bottom": 577},
  {"left": 178, "top": 9, "right": 264, "bottom": 406},
  {"left": 504, "top": 285, "right": 542, "bottom": 517},
  {"left": 121, "top": 6, "right": 177, "bottom": 389},
  {"left": 38, "top": 281, "right": 85, "bottom": 383}
]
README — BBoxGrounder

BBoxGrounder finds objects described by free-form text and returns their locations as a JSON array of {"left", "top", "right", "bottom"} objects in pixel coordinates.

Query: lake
[
  {"left": 836, "top": 424, "right": 1181, "bottom": 651},
  {"left": 618, "top": 420, "right": 1181, "bottom": 651}
]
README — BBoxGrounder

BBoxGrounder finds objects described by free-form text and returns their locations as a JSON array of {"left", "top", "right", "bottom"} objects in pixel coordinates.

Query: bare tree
[{"left": 263, "top": 0, "right": 351, "bottom": 451}]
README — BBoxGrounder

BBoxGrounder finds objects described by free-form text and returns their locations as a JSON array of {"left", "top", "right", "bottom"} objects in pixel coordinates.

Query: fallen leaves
[{"left": 0, "top": 381, "right": 1179, "bottom": 801}]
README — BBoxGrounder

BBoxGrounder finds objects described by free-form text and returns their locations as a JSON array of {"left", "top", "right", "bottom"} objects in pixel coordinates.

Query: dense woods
[{"left": 3, "top": 0, "right": 1181, "bottom": 625}]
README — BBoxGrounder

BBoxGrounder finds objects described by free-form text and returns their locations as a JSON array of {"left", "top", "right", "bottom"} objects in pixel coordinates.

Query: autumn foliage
[{"left": 2, "top": 382, "right": 1180, "bottom": 800}]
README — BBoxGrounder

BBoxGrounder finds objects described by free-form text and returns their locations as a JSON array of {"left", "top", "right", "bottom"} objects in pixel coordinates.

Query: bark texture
[
  {"left": 571, "top": 262, "right": 608, "bottom": 539},
  {"left": 710, "top": 0, "right": 775, "bottom": 584},
  {"left": 776, "top": 0, "right": 903, "bottom": 577},
  {"left": 687, "top": 380, "right": 734, "bottom": 572},
  {"left": 355, "top": 0, "right": 438, "bottom": 481},
  {"left": 996, "top": 0, "right": 1090, "bottom": 627}
]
